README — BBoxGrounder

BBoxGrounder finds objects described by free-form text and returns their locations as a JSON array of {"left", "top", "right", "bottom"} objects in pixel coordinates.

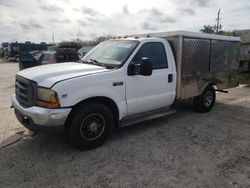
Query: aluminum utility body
[{"left": 11, "top": 31, "right": 241, "bottom": 149}]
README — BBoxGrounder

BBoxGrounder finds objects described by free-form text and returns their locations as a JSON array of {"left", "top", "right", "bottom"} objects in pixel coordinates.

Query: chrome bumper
[{"left": 11, "top": 95, "right": 71, "bottom": 132}]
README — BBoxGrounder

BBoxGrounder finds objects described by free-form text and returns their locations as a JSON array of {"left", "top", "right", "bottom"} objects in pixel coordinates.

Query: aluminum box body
[{"left": 132, "top": 31, "right": 240, "bottom": 100}]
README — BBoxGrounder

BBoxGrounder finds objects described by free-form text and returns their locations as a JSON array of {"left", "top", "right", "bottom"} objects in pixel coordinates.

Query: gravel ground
[
  {"left": 0, "top": 60, "right": 249, "bottom": 188},
  {"left": 0, "top": 59, "right": 24, "bottom": 143}
]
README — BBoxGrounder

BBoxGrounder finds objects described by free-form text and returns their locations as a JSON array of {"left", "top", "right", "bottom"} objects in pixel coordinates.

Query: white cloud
[{"left": 0, "top": 0, "right": 249, "bottom": 43}]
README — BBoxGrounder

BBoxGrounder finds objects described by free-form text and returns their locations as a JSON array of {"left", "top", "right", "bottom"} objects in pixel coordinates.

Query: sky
[{"left": 0, "top": 0, "right": 250, "bottom": 43}]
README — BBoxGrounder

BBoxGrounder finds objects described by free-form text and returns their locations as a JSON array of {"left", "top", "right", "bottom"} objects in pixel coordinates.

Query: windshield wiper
[
  {"left": 90, "top": 58, "right": 104, "bottom": 66},
  {"left": 81, "top": 58, "right": 104, "bottom": 67},
  {"left": 90, "top": 59, "right": 115, "bottom": 69},
  {"left": 81, "top": 58, "right": 115, "bottom": 69}
]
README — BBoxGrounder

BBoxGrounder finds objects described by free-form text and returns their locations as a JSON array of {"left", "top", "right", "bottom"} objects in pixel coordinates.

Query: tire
[
  {"left": 193, "top": 85, "right": 216, "bottom": 113},
  {"left": 68, "top": 103, "right": 114, "bottom": 150}
]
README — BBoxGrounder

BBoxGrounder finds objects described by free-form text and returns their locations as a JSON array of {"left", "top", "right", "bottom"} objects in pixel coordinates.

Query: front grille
[{"left": 15, "top": 75, "right": 37, "bottom": 107}]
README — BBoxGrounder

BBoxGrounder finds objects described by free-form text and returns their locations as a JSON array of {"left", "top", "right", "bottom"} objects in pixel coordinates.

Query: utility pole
[
  {"left": 215, "top": 9, "right": 222, "bottom": 33},
  {"left": 77, "top": 27, "right": 81, "bottom": 42},
  {"left": 52, "top": 33, "right": 55, "bottom": 44}
]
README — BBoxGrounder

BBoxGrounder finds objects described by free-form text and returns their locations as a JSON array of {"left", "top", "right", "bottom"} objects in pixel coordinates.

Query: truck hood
[{"left": 18, "top": 62, "right": 109, "bottom": 88}]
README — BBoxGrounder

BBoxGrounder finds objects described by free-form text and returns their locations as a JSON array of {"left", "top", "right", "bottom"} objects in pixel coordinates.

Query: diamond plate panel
[
  {"left": 182, "top": 38, "right": 210, "bottom": 74},
  {"left": 210, "top": 40, "right": 240, "bottom": 72},
  {"left": 181, "top": 38, "right": 210, "bottom": 98}
]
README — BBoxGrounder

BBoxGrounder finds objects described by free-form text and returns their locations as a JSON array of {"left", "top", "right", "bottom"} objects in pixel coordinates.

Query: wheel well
[
  {"left": 65, "top": 97, "right": 119, "bottom": 131},
  {"left": 203, "top": 83, "right": 216, "bottom": 91}
]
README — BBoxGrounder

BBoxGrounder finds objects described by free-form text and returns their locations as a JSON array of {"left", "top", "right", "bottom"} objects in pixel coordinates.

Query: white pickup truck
[{"left": 11, "top": 31, "right": 240, "bottom": 149}]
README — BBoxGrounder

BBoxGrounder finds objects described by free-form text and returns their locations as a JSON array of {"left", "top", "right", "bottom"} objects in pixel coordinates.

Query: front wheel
[
  {"left": 193, "top": 85, "right": 216, "bottom": 113},
  {"left": 68, "top": 103, "right": 114, "bottom": 150}
]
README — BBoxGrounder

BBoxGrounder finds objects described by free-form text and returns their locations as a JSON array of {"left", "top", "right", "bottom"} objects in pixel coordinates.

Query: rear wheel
[
  {"left": 193, "top": 85, "right": 216, "bottom": 113},
  {"left": 69, "top": 103, "right": 114, "bottom": 150}
]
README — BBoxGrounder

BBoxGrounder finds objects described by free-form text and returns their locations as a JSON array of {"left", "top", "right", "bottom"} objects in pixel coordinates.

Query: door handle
[{"left": 168, "top": 74, "right": 173, "bottom": 83}]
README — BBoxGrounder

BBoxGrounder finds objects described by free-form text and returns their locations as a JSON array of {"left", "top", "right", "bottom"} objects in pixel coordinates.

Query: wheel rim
[
  {"left": 80, "top": 113, "right": 105, "bottom": 140},
  {"left": 203, "top": 91, "right": 213, "bottom": 108}
]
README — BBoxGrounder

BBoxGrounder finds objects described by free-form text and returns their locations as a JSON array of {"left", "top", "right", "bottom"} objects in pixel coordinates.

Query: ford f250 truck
[{"left": 11, "top": 31, "right": 240, "bottom": 149}]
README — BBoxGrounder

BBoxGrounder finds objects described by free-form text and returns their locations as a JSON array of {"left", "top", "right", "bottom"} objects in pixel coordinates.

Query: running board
[{"left": 120, "top": 107, "right": 176, "bottom": 127}]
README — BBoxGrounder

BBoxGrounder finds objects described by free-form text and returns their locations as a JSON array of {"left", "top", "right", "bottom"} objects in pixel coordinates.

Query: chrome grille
[{"left": 15, "top": 75, "right": 37, "bottom": 107}]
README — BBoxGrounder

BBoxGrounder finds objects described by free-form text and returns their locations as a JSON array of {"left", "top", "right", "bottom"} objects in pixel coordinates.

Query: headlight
[{"left": 36, "top": 87, "right": 60, "bottom": 109}]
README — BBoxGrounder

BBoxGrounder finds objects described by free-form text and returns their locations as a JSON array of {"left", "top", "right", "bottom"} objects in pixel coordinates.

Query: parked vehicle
[
  {"left": 0, "top": 42, "right": 8, "bottom": 58},
  {"left": 5, "top": 42, "right": 48, "bottom": 61},
  {"left": 19, "top": 51, "right": 42, "bottom": 70},
  {"left": 233, "top": 29, "right": 250, "bottom": 83},
  {"left": 39, "top": 49, "right": 80, "bottom": 65},
  {"left": 233, "top": 30, "right": 250, "bottom": 71},
  {"left": 19, "top": 48, "right": 80, "bottom": 70},
  {"left": 11, "top": 31, "right": 240, "bottom": 149},
  {"left": 77, "top": 46, "right": 94, "bottom": 58}
]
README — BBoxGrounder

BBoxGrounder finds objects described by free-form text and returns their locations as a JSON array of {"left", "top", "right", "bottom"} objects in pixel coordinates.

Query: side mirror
[{"left": 140, "top": 57, "right": 152, "bottom": 76}]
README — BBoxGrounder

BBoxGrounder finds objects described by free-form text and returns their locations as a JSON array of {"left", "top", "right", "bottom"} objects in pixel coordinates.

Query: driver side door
[{"left": 125, "top": 42, "right": 174, "bottom": 116}]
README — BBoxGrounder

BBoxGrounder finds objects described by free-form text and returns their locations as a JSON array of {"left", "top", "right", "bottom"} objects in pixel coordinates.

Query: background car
[
  {"left": 39, "top": 48, "right": 80, "bottom": 65},
  {"left": 19, "top": 48, "right": 80, "bottom": 70},
  {"left": 19, "top": 51, "right": 42, "bottom": 70}
]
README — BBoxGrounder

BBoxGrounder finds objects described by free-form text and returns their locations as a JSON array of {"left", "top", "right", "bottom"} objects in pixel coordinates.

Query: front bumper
[{"left": 11, "top": 95, "right": 72, "bottom": 132}]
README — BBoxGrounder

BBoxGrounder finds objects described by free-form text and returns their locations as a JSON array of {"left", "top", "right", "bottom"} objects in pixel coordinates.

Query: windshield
[{"left": 82, "top": 40, "right": 139, "bottom": 67}]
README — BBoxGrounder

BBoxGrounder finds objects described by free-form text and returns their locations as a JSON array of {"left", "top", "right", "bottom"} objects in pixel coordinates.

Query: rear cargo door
[{"left": 125, "top": 42, "right": 175, "bottom": 116}]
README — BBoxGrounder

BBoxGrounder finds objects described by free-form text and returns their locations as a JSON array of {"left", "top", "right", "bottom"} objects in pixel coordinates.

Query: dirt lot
[
  {"left": 0, "top": 59, "right": 25, "bottom": 143},
  {"left": 0, "top": 59, "right": 250, "bottom": 188}
]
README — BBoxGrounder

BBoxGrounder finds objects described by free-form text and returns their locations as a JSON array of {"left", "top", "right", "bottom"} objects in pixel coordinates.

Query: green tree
[
  {"left": 216, "top": 30, "right": 233, "bottom": 36},
  {"left": 200, "top": 25, "right": 233, "bottom": 36},
  {"left": 200, "top": 25, "right": 215, "bottom": 34}
]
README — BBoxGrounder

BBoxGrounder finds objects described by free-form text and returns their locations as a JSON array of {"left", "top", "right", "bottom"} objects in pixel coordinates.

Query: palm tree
[{"left": 200, "top": 25, "right": 215, "bottom": 34}]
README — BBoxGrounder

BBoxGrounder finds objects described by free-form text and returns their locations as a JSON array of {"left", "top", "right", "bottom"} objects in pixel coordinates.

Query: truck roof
[{"left": 128, "top": 30, "right": 241, "bottom": 42}]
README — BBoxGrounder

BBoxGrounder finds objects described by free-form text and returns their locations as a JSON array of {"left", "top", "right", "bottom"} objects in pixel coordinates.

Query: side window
[{"left": 132, "top": 42, "right": 168, "bottom": 69}]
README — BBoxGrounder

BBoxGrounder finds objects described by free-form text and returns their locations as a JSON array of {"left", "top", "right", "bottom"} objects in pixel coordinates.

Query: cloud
[
  {"left": 77, "top": 30, "right": 85, "bottom": 37},
  {"left": 29, "top": 19, "right": 43, "bottom": 29},
  {"left": 177, "top": 0, "right": 214, "bottom": 7},
  {"left": 149, "top": 8, "right": 164, "bottom": 17},
  {"left": 142, "top": 8, "right": 177, "bottom": 22},
  {"left": 139, "top": 7, "right": 177, "bottom": 30},
  {"left": 142, "top": 22, "right": 157, "bottom": 30},
  {"left": 72, "top": 7, "right": 80, "bottom": 12},
  {"left": 80, "top": 6, "right": 104, "bottom": 25},
  {"left": 122, "top": 5, "right": 129, "bottom": 14},
  {"left": 195, "top": 0, "right": 211, "bottom": 7},
  {"left": 40, "top": 4, "right": 64, "bottom": 12},
  {"left": 0, "top": 0, "right": 15, "bottom": 7},
  {"left": 47, "top": 18, "right": 71, "bottom": 24},
  {"left": 19, "top": 19, "right": 43, "bottom": 30},
  {"left": 78, "top": 19, "right": 88, "bottom": 26},
  {"left": 82, "top": 6, "right": 99, "bottom": 16},
  {"left": 61, "top": 0, "right": 71, "bottom": 3},
  {"left": 0, "top": 0, "right": 250, "bottom": 43},
  {"left": 19, "top": 22, "right": 30, "bottom": 30},
  {"left": 179, "top": 8, "right": 196, "bottom": 16}
]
